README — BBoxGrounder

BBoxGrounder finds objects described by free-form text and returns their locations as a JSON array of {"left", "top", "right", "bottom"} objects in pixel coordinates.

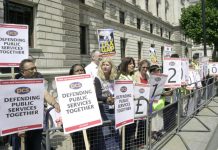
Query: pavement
[{"left": 159, "top": 98, "right": 218, "bottom": 150}]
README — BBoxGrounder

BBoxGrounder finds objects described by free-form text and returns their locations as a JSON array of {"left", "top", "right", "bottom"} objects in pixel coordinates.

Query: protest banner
[
  {"left": 208, "top": 62, "right": 218, "bottom": 76},
  {"left": 97, "top": 29, "right": 116, "bottom": 57},
  {"left": 163, "top": 58, "right": 182, "bottom": 88},
  {"left": 0, "top": 79, "right": 44, "bottom": 136},
  {"left": 181, "top": 58, "right": 189, "bottom": 85},
  {"left": 134, "top": 83, "right": 150, "bottom": 119},
  {"left": 114, "top": 80, "right": 134, "bottom": 129},
  {"left": 163, "top": 45, "right": 172, "bottom": 58},
  {"left": 55, "top": 74, "right": 102, "bottom": 134},
  {"left": 148, "top": 74, "right": 168, "bottom": 101},
  {"left": 0, "top": 24, "right": 29, "bottom": 67}
]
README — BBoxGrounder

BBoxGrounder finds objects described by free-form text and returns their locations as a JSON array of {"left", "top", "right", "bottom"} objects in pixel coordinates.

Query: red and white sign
[
  {"left": 55, "top": 74, "right": 102, "bottom": 134},
  {"left": 0, "top": 24, "right": 29, "bottom": 67},
  {"left": 0, "top": 79, "right": 44, "bottom": 136},
  {"left": 163, "top": 58, "right": 182, "bottom": 88},
  {"left": 114, "top": 80, "right": 134, "bottom": 129},
  {"left": 134, "top": 83, "right": 150, "bottom": 119}
]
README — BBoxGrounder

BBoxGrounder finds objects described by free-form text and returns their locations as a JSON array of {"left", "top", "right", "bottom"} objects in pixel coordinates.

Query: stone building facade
[
  {"left": 0, "top": 0, "right": 192, "bottom": 74},
  {"left": 0, "top": 0, "right": 193, "bottom": 95}
]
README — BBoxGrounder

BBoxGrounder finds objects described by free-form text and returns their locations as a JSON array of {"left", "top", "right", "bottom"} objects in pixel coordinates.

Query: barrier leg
[
  {"left": 46, "top": 130, "right": 50, "bottom": 150},
  {"left": 122, "top": 127, "right": 125, "bottom": 150}
]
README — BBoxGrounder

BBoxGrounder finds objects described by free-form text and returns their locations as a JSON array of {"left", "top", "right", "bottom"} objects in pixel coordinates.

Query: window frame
[{"left": 80, "top": 25, "right": 89, "bottom": 55}]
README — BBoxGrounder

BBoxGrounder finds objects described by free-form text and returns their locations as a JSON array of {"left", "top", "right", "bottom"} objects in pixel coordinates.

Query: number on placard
[
  {"left": 168, "top": 68, "right": 176, "bottom": 83},
  {"left": 151, "top": 84, "right": 158, "bottom": 98}
]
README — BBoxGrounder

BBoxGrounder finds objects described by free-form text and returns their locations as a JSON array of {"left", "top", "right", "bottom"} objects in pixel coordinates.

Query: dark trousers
[{"left": 25, "top": 129, "right": 43, "bottom": 150}]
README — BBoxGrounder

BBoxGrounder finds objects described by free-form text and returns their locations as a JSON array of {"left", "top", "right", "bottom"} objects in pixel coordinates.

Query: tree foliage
[{"left": 180, "top": 0, "right": 218, "bottom": 47}]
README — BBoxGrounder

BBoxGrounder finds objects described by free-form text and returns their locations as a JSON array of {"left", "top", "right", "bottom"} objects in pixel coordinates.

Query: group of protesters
[{"left": 2, "top": 49, "right": 208, "bottom": 150}]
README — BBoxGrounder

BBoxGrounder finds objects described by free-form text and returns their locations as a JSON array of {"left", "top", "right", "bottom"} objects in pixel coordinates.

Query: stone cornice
[{"left": 79, "top": 2, "right": 104, "bottom": 18}]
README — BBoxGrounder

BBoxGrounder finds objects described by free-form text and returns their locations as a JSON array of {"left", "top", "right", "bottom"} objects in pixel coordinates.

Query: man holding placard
[{"left": 10, "top": 59, "right": 60, "bottom": 150}]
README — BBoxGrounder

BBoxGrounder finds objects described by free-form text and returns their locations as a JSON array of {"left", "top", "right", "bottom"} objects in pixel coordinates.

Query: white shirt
[{"left": 85, "top": 62, "right": 98, "bottom": 79}]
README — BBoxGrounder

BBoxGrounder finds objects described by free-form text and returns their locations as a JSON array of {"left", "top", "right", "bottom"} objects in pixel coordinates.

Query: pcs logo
[
  {"left": 15, "top": 87, "right": 31, "bottom": 94},
  {"left": 169, "top": 62, "right": 175, "bottom": 66},
  {"left": 69, "top": 82, "right": 82, "bottom": 89},
  {"left": 6, "top": 30, "right": 18, "bottom": 36},
  {"left": 155, "top": 77, "right": 161, "bottom": 82},
  {"left": 139, "top": 88, "right": 145, "bottom": 94},
  {"left": 120, "top": 86, "right": 127, "bottom": 93}
]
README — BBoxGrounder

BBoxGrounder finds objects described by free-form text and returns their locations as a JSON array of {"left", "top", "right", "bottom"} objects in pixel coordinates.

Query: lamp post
[{"left": 201, "top": 0, "right": 207, "bottom": 56}]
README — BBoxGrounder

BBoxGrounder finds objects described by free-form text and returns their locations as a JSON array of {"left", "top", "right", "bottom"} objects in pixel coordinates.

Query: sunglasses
[{"left": 24, "top": 66, "right": 37, "bottom": 71}]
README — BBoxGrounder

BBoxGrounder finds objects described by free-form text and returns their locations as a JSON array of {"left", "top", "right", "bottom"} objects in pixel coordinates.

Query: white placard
[
  {"left": 199, "top": 57, "right": 209, "bottom": 79},
  {"left": 208, "top": 62, "right": 218, "bottom": 76},
  {"left": 181, "top": 58, "right": 189, "bottom": 85},
  {"left": 186, "top": 69, "right": 196, "bottom": 90},
  {"left": 193, "top": 70, "right": 202, "bottom": 88},
  {"left": 148, "top": 74, "right": 168, "bottom": 100},
  {"left": 114, "top": 80, "right": 134, "bottom": 129},
  {"left": 163, "top": 58, "right": 182, "bottom": 88},
  {"left": 55, "top": 74, "right": 102, "bottom": 134},
  {"left": 0, "top": 79, "right": 44, "bottom": 136},
  {"left": 134, "top": 83, "right": 150, "bottom": 119},
  {"left": 163, "top": 45, "right": 172, "bottom": 58},
  {"left": 0, "top": 24, "right": 29, "bottom": 67}
]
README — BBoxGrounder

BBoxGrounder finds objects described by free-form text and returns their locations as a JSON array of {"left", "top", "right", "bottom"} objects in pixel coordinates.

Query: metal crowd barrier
[{"left": 44, "top": 77, "right": 217, "bottom": 150}]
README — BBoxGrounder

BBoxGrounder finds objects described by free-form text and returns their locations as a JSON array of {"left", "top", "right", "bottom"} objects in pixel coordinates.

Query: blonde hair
[{"left": 97, "top": 58, "right": 117, "bottom": 80}]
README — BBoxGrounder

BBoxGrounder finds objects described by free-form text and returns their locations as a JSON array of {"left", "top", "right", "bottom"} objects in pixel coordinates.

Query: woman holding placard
[
  {"left": 118, "top": 57, "right": 137, "bottom": 150},
  {"left": 69, "top": 64, "right": 105, "bottom": 150},
  {"left": 94, "top": 58, "right": 120, "bottom": 150}
]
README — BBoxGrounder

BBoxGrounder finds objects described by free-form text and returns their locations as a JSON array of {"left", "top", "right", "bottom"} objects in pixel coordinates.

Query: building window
[
  {"left": 160, "top": 28, "right": 163, "bottom": 37},
  {"left": 138, "top": 42, "right": 142, "bottom": 60},
  {"left": 169, "top": 31, "right": 171, "bottom": 40},
  {"left": 80, "top": 26, "right": 88, "bottom": 55},
  {"left": 119, "top": 11, "right": 125, "bottom": 24},
  {"left": 165, "top": 0, "right": 169, "bottom": 20},
  {"left": 120, "top": 38, "right": 126, "bottom": 58},
  {"left": 150, "top": 23, "right": 153, "bottom": 34},
  {"left": 4, "top": 1, "right": 33, "bottom": 47},
  {"left": 145, "top": 0, "right": 149, "bottom": 11},
  {"left": 156, "top": 1, "right": 159, "bottom": 17},
  {"left": 79, "top": 0, "right": 85, "bottom": 3},
  {"left": 137, "top": 18, "right": 141, "bottom": 29}
]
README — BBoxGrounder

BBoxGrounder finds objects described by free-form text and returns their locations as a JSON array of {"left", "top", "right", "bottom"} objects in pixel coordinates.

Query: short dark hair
[
  {"left": 171, "top": 53, "right": 179, "bottom": 58},
  {"left": 19, "top": 59, "right": 34, "bottom": 73},
  {"left": 119, "top": 57, "right": 135, "bottom": 75},
  {"left": 69, "top": 64, "right": 85, "bottom": 75},
  {"left": 193, "top": 53, "right": 199, "bottom": 60},
  {"left": 149, "top": 65, "right": 160, "bottom": 73}
]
